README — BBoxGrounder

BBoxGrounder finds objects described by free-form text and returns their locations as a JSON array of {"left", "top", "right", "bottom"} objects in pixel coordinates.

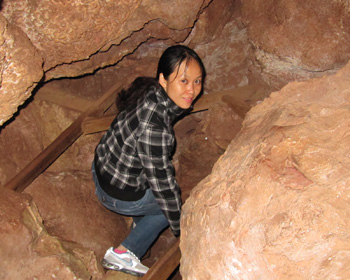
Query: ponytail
[{"left": 116, "top": 77, "right": 159, "bottom": 113}]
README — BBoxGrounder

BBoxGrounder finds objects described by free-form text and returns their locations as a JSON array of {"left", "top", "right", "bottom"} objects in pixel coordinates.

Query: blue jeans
[{"left": 91, "top": 162, "right": 169, "bottom": 259}]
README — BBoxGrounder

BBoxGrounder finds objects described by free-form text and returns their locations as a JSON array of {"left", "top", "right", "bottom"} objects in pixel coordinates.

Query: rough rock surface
[
  {"left": 0, "top": 14, "right": 43, "bottom": 126},
  {"left": 241, "top": 0, "right": 350, "bottom": 89},
  {"left": 0, "top": 186, "right": 104, "bottom": 280},
  {"left": 180, "top": 61, "right": 350, "bottom": 279}
]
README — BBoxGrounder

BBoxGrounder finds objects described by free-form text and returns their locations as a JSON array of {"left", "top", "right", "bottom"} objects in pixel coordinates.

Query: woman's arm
[{"left": 137, "top": 124, "right": 181, "bottom": 236}]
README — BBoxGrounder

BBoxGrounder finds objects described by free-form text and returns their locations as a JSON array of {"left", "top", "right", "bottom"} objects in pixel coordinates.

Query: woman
[{"left": 91, "top": 45, "right": 206, "bottom": 276}]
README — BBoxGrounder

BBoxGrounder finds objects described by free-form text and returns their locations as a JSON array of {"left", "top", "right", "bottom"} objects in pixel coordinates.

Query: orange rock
[{"left": 180, "top": 61, "right": 350, "bottom": 279}]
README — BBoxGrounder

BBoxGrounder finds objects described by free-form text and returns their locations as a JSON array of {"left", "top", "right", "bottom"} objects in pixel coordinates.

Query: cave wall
[{"left": 241, "top": 0, "right": 350, "bottom": 89}]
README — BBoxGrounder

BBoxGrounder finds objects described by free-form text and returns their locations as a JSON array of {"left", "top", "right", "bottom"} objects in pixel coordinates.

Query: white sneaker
[{"left": 101, "top": 247, "right": 149, "bottom": 277}]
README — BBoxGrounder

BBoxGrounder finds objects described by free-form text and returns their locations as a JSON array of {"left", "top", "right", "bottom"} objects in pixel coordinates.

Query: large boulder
[{"left": 180, "top": 60, "right": 350, "bottom": 279}]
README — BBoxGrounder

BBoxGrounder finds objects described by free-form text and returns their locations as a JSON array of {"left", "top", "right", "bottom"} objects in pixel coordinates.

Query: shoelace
[{"left": 127, "top": 250, "right": 141, "bottom": 262}]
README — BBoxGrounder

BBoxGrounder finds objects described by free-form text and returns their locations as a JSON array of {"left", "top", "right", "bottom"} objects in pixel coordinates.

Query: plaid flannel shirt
[{"left": 94, "top": 84, "right": 187, "bottom": 236}]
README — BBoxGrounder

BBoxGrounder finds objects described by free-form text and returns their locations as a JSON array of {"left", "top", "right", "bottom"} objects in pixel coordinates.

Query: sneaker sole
[{"left": 101, "top": 259, "right": 145, "bottom": 277}]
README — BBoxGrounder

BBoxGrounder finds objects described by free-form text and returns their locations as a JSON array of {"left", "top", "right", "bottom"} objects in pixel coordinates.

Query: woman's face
[{"left": 159, "top": 59, "right": 203, "bottom": 109}]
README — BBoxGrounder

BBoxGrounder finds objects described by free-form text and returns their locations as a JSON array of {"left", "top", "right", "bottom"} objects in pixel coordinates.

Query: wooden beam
[
  {"left": 35, "top": 87, "right": 93, "bottom": 112},
  {"left": 4, "top": 83, "right": 123, "bottom": 192},
  {"left": 142, "top": 239, "right": 180, "bottom": 280},
  {"left": 82, "top": 115, "right": 116, "bottom": 134}
]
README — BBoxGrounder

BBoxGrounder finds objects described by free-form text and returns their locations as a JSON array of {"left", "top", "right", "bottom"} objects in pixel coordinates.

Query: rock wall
[
  {"left": 241, "top": 0, "right": 350, "bottom": 89},
  {"left": 180, "top": 60, "right": 350, "bottom": 279},
  {"left": 0, "top": 186, "right": 104, "bottom": 279}
]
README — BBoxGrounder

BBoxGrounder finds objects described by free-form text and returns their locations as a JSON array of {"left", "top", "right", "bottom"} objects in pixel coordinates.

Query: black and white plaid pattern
[{"left": 95, "top": 85, "right": 186, "bottom": 235}]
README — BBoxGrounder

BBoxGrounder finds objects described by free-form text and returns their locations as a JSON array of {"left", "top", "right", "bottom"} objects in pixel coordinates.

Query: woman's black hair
[
  {"left": 116, "top": 76, "right": 158, "bottom": 112},
  {"left": 116, "top": 45, "right": 206, "bottom": 113},
  {"left": 156, "top": 45, "right": 206, "bottom": 83}
]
